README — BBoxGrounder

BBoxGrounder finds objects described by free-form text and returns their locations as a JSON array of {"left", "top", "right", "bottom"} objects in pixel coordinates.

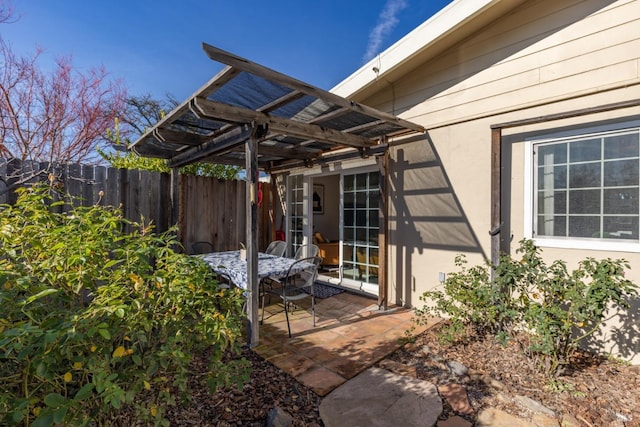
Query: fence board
[{"left": 0, "top": 159, "right": 273, "bottom": 254}]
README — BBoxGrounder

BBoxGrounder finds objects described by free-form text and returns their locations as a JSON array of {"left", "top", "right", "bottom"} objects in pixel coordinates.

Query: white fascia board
[{"left": 331, "top": 0, "right": 501, "bottom": 99}]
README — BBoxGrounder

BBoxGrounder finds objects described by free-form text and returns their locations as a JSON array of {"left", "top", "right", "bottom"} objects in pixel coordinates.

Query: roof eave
[{"left": 332, "top": 0, "right": 524, "bottom": 100}]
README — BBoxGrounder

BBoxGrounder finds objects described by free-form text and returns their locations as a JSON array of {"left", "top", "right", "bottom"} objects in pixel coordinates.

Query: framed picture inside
[{"left": 312, "top": 184, "right": 324, "bottom": 214}]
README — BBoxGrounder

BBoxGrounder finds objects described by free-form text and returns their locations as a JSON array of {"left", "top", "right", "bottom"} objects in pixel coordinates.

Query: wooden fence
[
  {"left": 0, "top": 159, "right": 274, "bottom": 253},
  {"left": 180, "top": 175, "right": 274, "bottom": 253}
]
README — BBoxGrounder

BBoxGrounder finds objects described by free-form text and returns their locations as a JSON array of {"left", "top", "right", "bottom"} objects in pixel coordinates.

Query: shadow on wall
[
  {"left": 580, "top": 295, "right": 640, "bottom": 363},
  {"left": 388, "top": 133, "right": 485, "bottom": 307}
]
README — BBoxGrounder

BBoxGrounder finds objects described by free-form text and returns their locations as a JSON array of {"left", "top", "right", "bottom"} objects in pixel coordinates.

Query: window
[{"left": 531, "top": 127, "right": 639, "bottom": 248}]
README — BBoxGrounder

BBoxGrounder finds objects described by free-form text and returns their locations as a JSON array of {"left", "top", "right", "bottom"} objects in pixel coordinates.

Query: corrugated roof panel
[{"left": 128, "top": 44, "right": 423, "bottom": 171}]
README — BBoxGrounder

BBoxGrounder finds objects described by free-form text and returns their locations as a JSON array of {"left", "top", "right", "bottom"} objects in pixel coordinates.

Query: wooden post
[
  {"left": 170, "top": 168, "right": 180, "bottom": 226},
  {"left": 490, "top": 127, "right": 502, "bottom": 276},
  {"left": 378, "top": 149, "right": 389, "bottom": 311},
  {"left": 246, "top": 124, "right": 265, "bottom": 347}
]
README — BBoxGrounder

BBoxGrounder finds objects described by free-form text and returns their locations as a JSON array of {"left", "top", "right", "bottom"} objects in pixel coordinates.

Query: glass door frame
[{"left": 286, "top": 162, "right": 381, "bottom": 296}]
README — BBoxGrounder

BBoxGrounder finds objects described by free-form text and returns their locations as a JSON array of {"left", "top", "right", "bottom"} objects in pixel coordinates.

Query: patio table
[{"left": 199, "top": 250, "right": 310, "bottom": 290}]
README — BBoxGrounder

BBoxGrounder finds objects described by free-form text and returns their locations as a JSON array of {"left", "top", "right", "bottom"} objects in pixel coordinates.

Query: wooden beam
[
  {"left": 153, "top": 128, "right": 208, "bottom": 146},
  {"left": 254, "top": 142, "right": 321, "bottom": 160},
  {"left": 192, "top": 97, "right": 374, "bottom": 148},
  {"left": 202, "top": 43, "right": 425, "bottom": 134},
  {"left": 308, "top": 106, "right": 350, "bottom": 124},
  {"left": 258, "top": 90, "right": 305, "bottom": 113},
  {"left": 491, "top": 98, "right": 640, "bottom": 129},
  {"left": 198, "top": 66, "right": 241, "bottom": 98},
  {"left": 168, "top": 124, "right": 252, "bottom": 168}
]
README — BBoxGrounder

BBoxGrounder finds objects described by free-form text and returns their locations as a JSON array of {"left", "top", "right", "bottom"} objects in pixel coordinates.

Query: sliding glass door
[
  {"left": 342, "top": 171, "right": 379, "bottom": 288},
  {"left": 287, "top": 170, "right": 380, "bottom": 295}
]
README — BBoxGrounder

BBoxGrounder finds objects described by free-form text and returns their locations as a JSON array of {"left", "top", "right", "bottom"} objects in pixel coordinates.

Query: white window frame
[{"left": 524, "top": 121, "right": 640, "bottom": 253}]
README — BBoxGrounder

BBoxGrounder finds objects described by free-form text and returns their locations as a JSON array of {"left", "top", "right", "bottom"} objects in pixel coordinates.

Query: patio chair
[
  {"left": 192, "top": 241, "right": 214, "bottom": 254},
  {"left": 293, "top": 244, "right": 320, "bottom": 260},
  {"left": 261, "top": 256, "right": 321, "bottom": 338},
  {"left": 261, "top": 243, "right": 319, "bottom": 298},
  {"left": 265, "top": 240, "right": 287, "bottom": 257}
]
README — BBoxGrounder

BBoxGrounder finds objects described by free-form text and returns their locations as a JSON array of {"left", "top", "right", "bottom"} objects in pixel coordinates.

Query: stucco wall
[{"left": 363, "top": 0, "right": 640, "bottom": 362}]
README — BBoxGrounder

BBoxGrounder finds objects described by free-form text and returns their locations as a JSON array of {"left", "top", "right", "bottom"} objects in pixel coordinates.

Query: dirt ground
[{"left": 159, "top": 322, "right": 639, "bottom": 426}]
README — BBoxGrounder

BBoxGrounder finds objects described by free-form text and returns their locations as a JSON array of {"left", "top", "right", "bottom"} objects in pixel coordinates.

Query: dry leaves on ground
[
  {"left": 389, "top": 321, "right": 640, "bottom": 426},
  {"left": 129, "top": 321, "right": 639, "bottom": 426},
  {"left": 163, "top": 348, "right": 323, "bottom": 427}
]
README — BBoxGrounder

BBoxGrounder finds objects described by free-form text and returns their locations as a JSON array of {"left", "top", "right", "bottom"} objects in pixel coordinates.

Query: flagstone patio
[{"left": 254, "top": 290, "right": 439, "bottom": 396}]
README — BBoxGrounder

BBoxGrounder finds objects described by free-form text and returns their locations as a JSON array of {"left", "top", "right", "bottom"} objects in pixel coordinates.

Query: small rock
[
  {"left": 531, "top": 413, "right": 559, "bottom": 427},
  {"left": 483, "top": 375, "right": 506, "bottom": 391},
  {"left": 515, "top": 395, "right": 556, "bottom": 417},
  {"left": 446, "top": 360, "right": 469, "bottom": 377},
  {"left": 476, "top": 407, "right": 536, "bottom": 427},
  {"left": 422, "top": 344, "right": 432, "bottom": 355},
  {"left": 266, "top": 406, "right": 292, "bottom": 427},
  {"left": 560, "top": 414, "right": 581, "bottom": 427},
  {"left": 496, "top": 392, "right": 512, "bottom": 405},
  {"left": 438, "top": 383, "right": 474, "bottom": 414},
  {"left": 437, "top": 415, "right": 473, "bottom": 427},
  {"left": 467, "top": 369, "right": 483, "bottom": 381},
  {"left": 404, "top": 342, "right": 419, "bottom": 352}
]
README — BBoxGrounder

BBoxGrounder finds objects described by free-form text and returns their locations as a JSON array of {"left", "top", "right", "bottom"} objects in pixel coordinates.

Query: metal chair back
[{"left": 265, "top": 240, "right": 287, "bottom": 257}]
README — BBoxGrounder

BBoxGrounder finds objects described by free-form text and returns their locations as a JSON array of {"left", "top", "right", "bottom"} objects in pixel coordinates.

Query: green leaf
[
  {"left": 53, "top": 407, "right": 67, "bottom": 424},
  {"left": 44, "top": 393, "right": 65, "bottom": 407},
  {"left": 22, "top": 288, "right": 59, "bottom": 305},
  {"left": 11, "top": 410, "right": 24, "bottom": 423},
  {"left": 104, "top": 259, "right": 123, "bottom": 269},
  {"left": 36, "top": 362, "right": 48, "bottom": 378},
  {"left": 115, "top": 307, "right": 125, "bottom": 318},
  {"left": 98, "top": 328, "right": 111, "bottom": 340},
  {"left": 74, "top": 383, "right": 95, "bottom": 400},
  {"left": 31, "top": 411, "right": 54, "bottom": 427}
]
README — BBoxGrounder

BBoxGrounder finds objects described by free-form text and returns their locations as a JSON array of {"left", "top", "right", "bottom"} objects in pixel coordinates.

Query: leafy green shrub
[
  {"left": 524, "top": 255, "right": 637, "bottom": 375},
  {"left": 414, "top": 239, "right": 638, "bottom": 376},
  {"left": 414, "top": 254, "right": 498, "bottom": 342},
  {"left": 0, "top": 185, "right": 249, "bottom": 425}
]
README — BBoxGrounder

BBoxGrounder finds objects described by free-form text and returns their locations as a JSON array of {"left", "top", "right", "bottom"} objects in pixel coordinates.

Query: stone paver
[
  {"left": 295, "top": 366, "right": 346, "bottom": 397},
  {"left": 476, "top": 408, "right": 536, "bottom": 427},
  {"left": 531, "top": 413, "right": 560, "bottom": 427},
  {"left": 378, "top": 359, "right": 417, "bottom": 377},
  {"left": 320, "top": 367, "right": 442, "bottom": 427},
  {"left": 438, "top": 383, "right": 474, "bottom": 414},
  {"left": 437, "top": 416, "right": 473, "bottom": 427}
]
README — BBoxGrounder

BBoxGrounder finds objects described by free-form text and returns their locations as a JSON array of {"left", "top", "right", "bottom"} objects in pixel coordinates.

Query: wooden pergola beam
[
  {"left": 153, "top": 128, "right": 208, "bottom": 146},
  {"left": 168, "top": 124, "right": 253, "bottom": 168},
  {"left": 192, "top": 97, "right": 375, "bottom": 148}
]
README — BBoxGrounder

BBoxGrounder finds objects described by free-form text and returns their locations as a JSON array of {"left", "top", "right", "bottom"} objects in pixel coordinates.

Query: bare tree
[
  {"left": 113, "top": 93, "right": 179, "bottom": 145},
  {"left": 0, "top": 0, "right": 15, "bottom": 24},
  {"left": 0, "top": 38, "right": 127, "bottom": 163}
]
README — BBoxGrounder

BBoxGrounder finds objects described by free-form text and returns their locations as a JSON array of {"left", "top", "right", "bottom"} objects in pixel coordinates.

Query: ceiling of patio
[{"left": 129, "top": 43, "right": 425, "bottom": 174}]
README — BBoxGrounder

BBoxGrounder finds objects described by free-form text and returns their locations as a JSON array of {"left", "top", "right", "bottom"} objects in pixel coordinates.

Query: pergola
[{"left": 130, "top": 43, "right": 424, "bottom": 346}]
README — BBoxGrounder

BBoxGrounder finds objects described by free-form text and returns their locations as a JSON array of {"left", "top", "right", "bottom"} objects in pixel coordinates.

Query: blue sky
[{"left": 2, "top": 0, "right": 452, "bottom": 102}]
